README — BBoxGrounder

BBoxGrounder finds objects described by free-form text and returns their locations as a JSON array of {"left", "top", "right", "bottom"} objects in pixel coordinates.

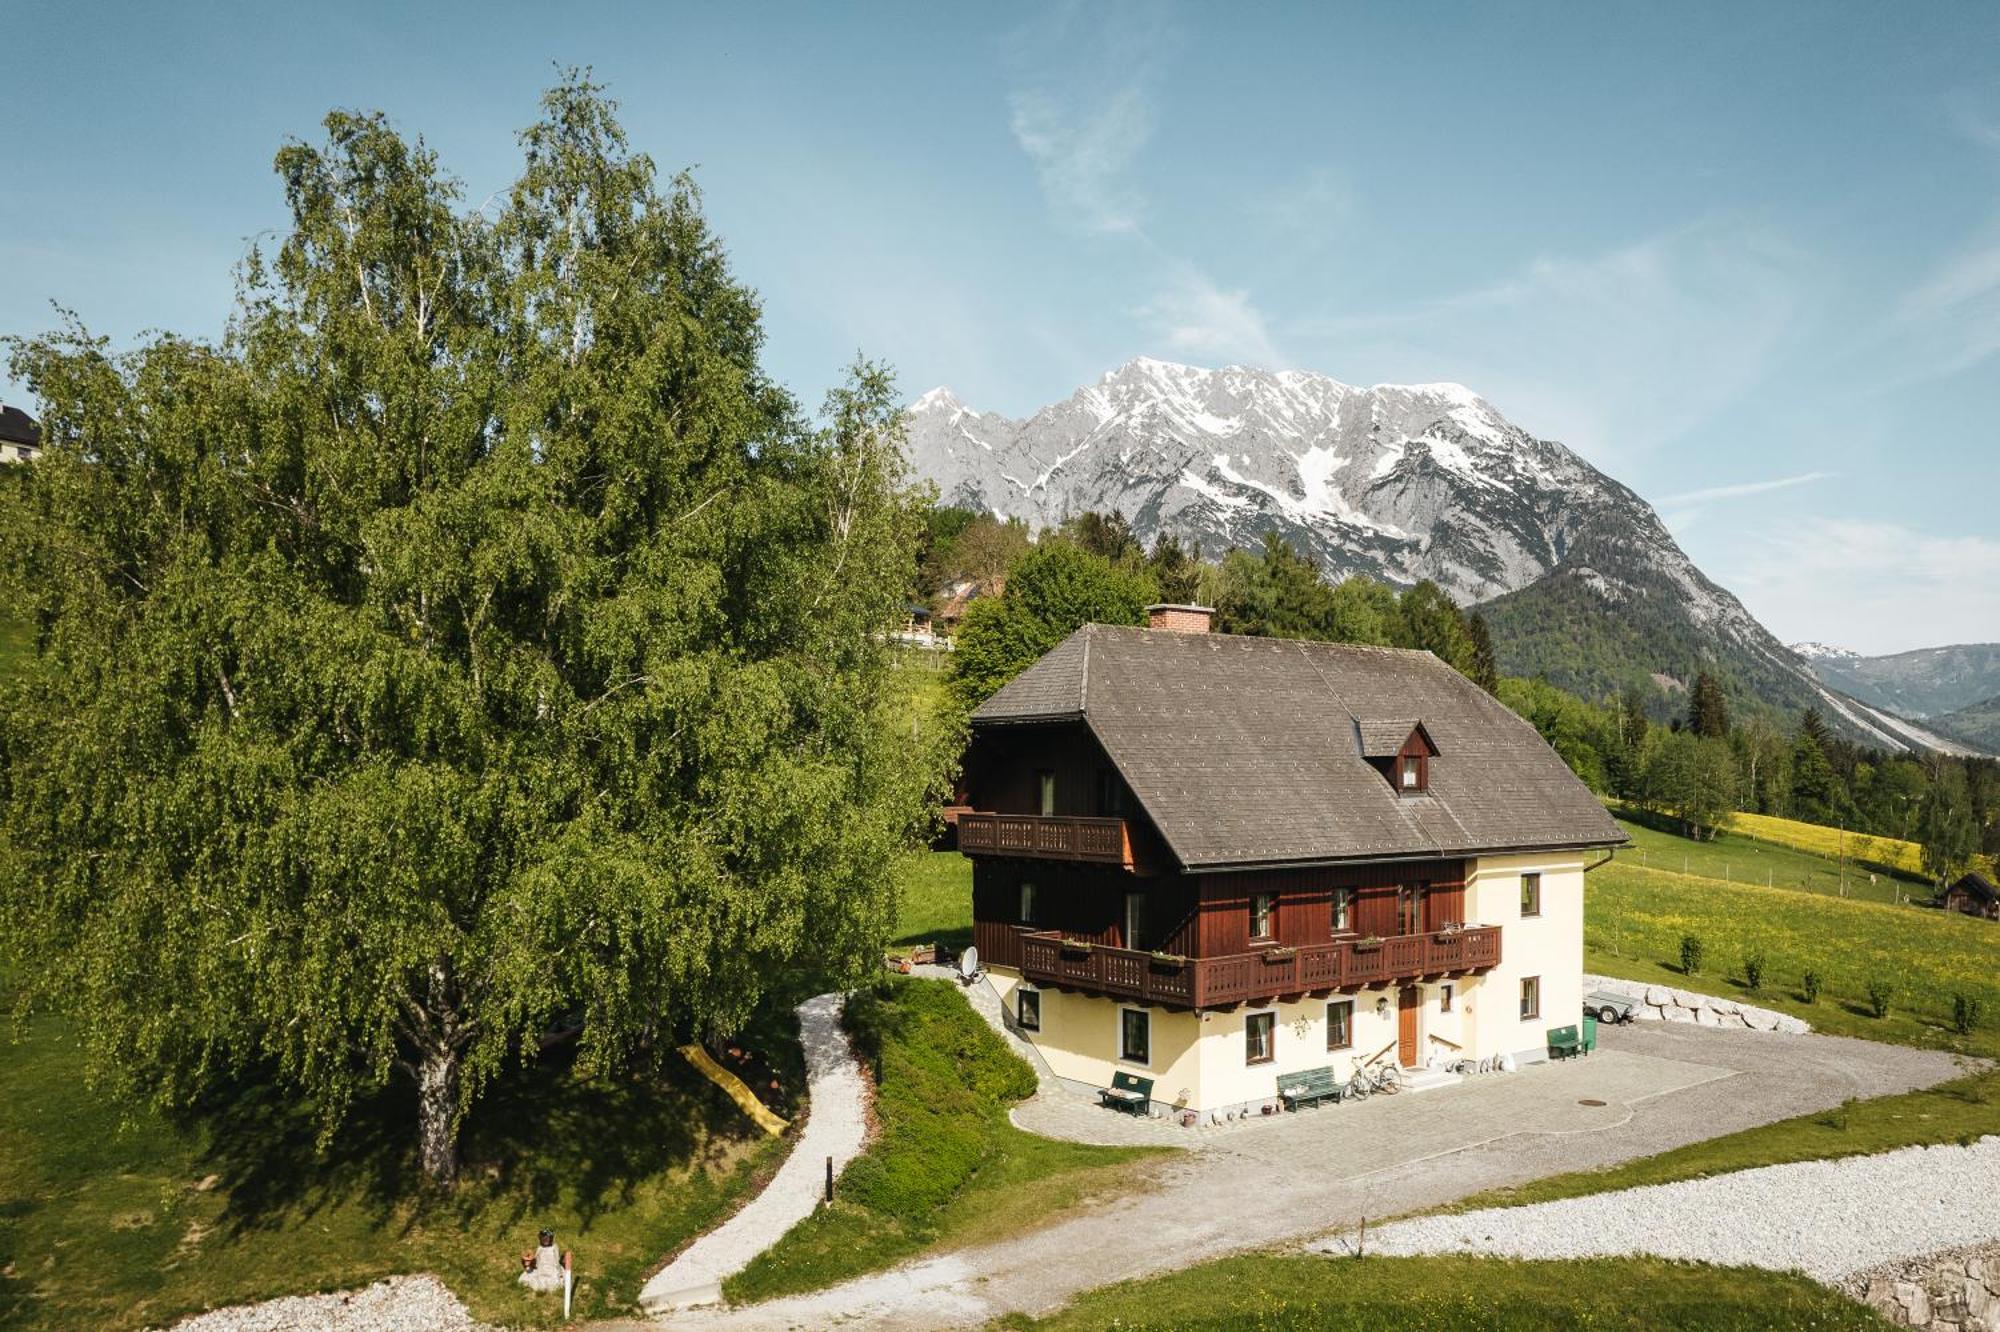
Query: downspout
[{"left": 1583, "top": 849, "right": 1619, "bottom": 874}]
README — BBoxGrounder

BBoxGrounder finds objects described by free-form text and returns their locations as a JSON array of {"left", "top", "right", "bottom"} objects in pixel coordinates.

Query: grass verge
[
  {"left": 999, "top": 1253, "right": 1892, "bottom": 1330},
  {"left": 723, "top": 975, "right": 1164, "bottom": 1303},
  {"left": 891, "top": 848, "right": 974, "bottom": 953},
  {"left": 0, "top": 980, "right": 801, "bottom": 1330}
]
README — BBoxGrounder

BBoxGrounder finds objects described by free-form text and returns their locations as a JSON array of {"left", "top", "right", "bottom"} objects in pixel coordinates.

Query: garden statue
[{"left": 519, "top": 1228, "right": 569, "bottom": 1294}]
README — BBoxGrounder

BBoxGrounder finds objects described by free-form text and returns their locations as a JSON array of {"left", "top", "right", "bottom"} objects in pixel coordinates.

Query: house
[
  {"left": 1940, "top": 872, "right": 1999, "bottom": 922},
  {"left": 958, "top": 604, "right": 1626, "bottom": 1121},
  {"left": 0, "top": 405, "right": 40, "bottom": 464}
]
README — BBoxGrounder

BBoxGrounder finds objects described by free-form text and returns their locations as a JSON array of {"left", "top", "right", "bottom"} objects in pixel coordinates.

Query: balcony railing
[
  {"left": 1016, "top": 925, "right": 1501, "bottom": 1010},
  {"left": 957, "top": 813, "right": 1132, "bottom": 867}
]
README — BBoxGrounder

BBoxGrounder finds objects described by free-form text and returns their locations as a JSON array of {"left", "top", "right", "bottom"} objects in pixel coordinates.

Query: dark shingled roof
[
  {"left": 974, "top": 624, "right": 1626, "bottom": 870},
  {"left": 1950, "top": 872, "right": 1998, "bottom": 905},
  {"left": 1357, "top": 719, "right": 1426, "bottom": 757},
  {"left": 0, "top": 405, "right": 39, "bottom": 448}
]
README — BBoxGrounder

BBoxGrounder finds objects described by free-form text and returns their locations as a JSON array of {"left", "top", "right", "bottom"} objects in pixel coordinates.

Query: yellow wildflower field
[{"left": 1723, "top": 810, "right": 1993, "bottom": 881}]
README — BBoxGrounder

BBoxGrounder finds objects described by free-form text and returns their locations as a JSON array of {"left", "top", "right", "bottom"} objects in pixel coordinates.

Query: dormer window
[
  {"left": 1359, "top": 719, "right": 1437, "bottom": 795},
  {"left": 1401, "top": 755, "right": 1422, "bottom": 790}
]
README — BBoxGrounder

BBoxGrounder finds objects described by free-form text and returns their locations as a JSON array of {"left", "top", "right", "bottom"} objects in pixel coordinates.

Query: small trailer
[{"left": 1584, "top": 989, "right": 1639, "bottom": 1025}]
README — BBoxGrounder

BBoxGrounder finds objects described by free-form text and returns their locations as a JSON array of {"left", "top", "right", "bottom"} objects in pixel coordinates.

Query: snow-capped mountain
[
  {"left": 1793, "top": 641, "right": 2000, "bottom": 719},
  {"left": 903, "top": 358, "right": 1981, "bottom": 754}
]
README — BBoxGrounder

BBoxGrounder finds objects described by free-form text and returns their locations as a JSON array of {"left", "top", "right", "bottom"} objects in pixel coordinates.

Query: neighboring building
[
  {"left": 1940, "top": 872, "right": 1998, "bottom": 922},
  {"left": 958, "top": 605, "right": 1625, "bottom": 1122},
  {"left": 0, "top": 405, "right": 41, "bottom": 464}
]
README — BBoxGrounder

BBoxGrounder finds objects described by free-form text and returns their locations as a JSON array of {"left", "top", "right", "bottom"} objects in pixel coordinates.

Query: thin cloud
[
  {"left": 1009, "top": 85, "right": 1151, "bottom": 236},
  {"left": 1136, "top": 258, "right": 1282, "bottom": 367},
  {"left": 1658, "top": 471, "right": 1833, "bottom": 505}
]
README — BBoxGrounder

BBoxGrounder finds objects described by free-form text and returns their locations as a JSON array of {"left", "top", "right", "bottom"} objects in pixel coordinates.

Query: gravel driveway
[{"left": 1343, "top": 1135, "right": 2000, "bottom": 1280}]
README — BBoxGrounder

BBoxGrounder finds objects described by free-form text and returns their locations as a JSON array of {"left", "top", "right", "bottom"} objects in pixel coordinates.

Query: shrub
[
  {"left": 1741, "top": 951, "right": 1766, "bottom": 992},
  {"left": 1865, "top": 977, "right": 1894, "bottom": 1019},
  {"left": 1679, "top": 934, "right": 1705, "bottom": 976},
  {"left": 1953, "top": 993, "right": 1985, "bottom": 1036},
  {"left": 1801, "top": 969, "right": 1822, "bottom": 1005}
]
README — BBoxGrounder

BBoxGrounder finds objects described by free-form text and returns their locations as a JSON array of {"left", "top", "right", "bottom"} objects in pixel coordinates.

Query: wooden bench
[
  {"left": 1547, "top": 1025, "right": 1584, "bottom": 1060},
  {"left": 1099, "top": 1070, "right": 1154, "bottom": 1115},
  {"left": 1276, "top": 1066, "right": 1342, "bottom": 1110}
]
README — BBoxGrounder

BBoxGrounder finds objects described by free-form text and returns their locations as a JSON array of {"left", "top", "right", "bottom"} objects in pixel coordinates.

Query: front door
[{"left": 1397, "top": 985, "right": 1420, "bottom": 1067}]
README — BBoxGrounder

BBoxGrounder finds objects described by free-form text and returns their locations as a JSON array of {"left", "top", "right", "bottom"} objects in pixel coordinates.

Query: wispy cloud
[
  {"left": 1727, "top": 517, "right": 2000, "bottom": 654},
  {"left": 1658, "top": 471, "right": 1833, "bottom": 505},
  {"left": 1009, "top": 85, "right": 1151, "bottom": 236},
  {"left": 1135, "top": 259, "right": 1282, "bottom": 366},
  {"left": 1891, "top": 230, "right": 2000, "bottom": 382}
]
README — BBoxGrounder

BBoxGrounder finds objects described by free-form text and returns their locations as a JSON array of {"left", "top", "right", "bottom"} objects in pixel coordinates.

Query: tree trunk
[{"left": 417, "top": 1044, "right": 461, "bottom": 1186}]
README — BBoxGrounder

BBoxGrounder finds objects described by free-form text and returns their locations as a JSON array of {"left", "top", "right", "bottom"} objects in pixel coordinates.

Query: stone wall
[
  {"left": 1582, "top": 973, "right": 1810, "bottom": 1034},
  {"left": 1842, "top": 1242, "right": 2000, "bottom": 1330}
]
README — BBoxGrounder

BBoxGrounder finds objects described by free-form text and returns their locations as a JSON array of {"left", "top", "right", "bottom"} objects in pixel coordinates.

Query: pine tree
[
  {"left": 1465, "top": 611, "right": 1501, "bottom": 695},
  {"left": 1146, "top": 531, "right": 1203, "bottom": 604},
  {"left": 1686, "top": 671, "right": 1730, "bottom": 738}
]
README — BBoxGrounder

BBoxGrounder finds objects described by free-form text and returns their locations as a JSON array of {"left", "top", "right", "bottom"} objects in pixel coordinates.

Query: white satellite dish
[{"left": 958, "top": 945, "right": 980, "bottom": 982}]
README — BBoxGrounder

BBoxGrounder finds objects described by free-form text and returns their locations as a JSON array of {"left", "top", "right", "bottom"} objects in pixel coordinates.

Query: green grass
[
  {"left": 1588, "top": 859, "right": 1999, "bottom": 1057},
  {"left": 1440, "top": 1067, "right": 1998, "bottom": 1214},
  {"left": 891, "top": 848, "right": 974, "bottom": 952},
  {"left": 723, "top": 976, "right": 1163, "bottom": 1304},
  {"left": 1613, "top": 814, "right": 1923, "bottom": 907},
  {"left": 0, "top": 979, "right": 802, "bottom": 1329},
  {"left": 1002, "top": 1254, "right": 1892, "bottom": 1330}
]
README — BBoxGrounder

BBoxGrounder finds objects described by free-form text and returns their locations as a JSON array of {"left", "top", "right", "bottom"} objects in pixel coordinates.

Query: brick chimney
[{"left": 1146, "top": 603, "right": 1214, "bottom": 634}]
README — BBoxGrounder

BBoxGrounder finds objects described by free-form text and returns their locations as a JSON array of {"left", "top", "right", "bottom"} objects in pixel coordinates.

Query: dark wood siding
[
  {"left": 962, "top": 723, "right": 1131, "bottom": 818},
  {"left": 1192, "top": 860, "right": 1467, "bottom": 955},
  {"left": 972, "top": 859, "right": 1196, "bottom": 963}
]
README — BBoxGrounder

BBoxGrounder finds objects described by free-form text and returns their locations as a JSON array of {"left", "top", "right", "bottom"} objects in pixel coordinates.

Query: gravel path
[
  {"left": 637, "top": 992, "right": 867, "bottom": 1313},
  {"left": 159, "top": 1275, "right": 488, "bottom": 1332},
  {"left": 1343, "top": 1135, "right": 2000, "bottom": 1280}
]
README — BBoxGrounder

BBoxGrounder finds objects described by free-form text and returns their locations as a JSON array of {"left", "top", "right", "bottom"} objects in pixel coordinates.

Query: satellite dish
[{"left": 958, "top": 945, "right": 979, "bottom": 981}]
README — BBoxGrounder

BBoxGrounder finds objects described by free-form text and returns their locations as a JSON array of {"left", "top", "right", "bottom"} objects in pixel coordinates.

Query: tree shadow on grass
[{"left": 178, "top": 1038, "right": 758, "bottom": 1242}]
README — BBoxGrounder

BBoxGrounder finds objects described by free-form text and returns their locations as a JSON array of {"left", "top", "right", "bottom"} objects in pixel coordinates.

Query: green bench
[
  {"left": 1547, "top": 1024, "right": 1585, "bottom": 1060},
  {"left": 1099, "top": 1070, "right": 1154, "bottom": 1115},
  {"left": 1276, "top": 1066, "right": 1342, "bottom": 1110}
]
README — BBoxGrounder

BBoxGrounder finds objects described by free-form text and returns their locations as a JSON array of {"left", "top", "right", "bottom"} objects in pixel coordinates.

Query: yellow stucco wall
[{"left": 1464, "top": 850, "right": 1587, "bottom": 1060}]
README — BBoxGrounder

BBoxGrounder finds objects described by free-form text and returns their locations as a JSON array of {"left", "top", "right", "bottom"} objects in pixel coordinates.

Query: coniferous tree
[
  {"left": 1397, "top": 580, "right": 1476, "bottom": 675},
  {"left": 1465, "top": 611, "right": 1501, "bottom": 695},
  {"left": 1146, "top": 531, "right": 1203, "bottom": 604},
  {"left": 1790, "top": 710, "right": 1848, "bottom": 825},
  {"left": 1686, "top": 671, "right": 1730, "bottom": 738}
]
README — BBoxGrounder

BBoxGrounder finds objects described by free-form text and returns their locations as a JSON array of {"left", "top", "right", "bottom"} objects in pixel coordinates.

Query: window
[
  {"left": 1520, "top": 975, "right": 1541, "bottom": 1021},
  {"left": 1037, "top": 771, "right": 1056, "bottom": 816},
  {"left": 1017, "top": 988, "right": 1041, "bottom": 1031},
  {"left": 1124, "top": 892, "right": 1145, "bottom": 952},
  {"left": 1331, "top": 888, "right": 1352, "bottom": 933},
  {"left": 1120, "top": 1008, "right": 1150, "bottom": 1064},
  {"left": 1326, "top": 999, "right": 1354, "bottom": 1050},
  {"left": 1520, "top": 872, "right": 1542, "bottom": 918},
  {"left": 1401, "top": 755, "right": 1422, "bottom": 789},
  {"left": 1245, "top": 1011, "right": 1276, "bottom": 1064},
  {"left": 1019, "top": 881, "right": 1040, "bottom": 925},
  {"left": 1249, "top": 892, "right": 1276, "bottom": 940},
  {"left": 1097, "top": 767, "right": 1125, "bottom": 816},
  {"left": 1439, "top": 983, "right": 1454, "bottom": 1014}
]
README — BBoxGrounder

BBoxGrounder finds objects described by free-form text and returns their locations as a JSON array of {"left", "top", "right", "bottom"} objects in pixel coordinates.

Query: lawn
[
  {"left": 1002, "top": 1253, "right": 1892, "bottom": 1330},
  {"left": 1586, "top": 859, "right": 1999, "bottom": 1056},
  {"left": 1613, "top": 814, "right": 1922, "bottom": 907},
  {"left": 891, "top": 848, "right": 975, "bottom": 952},
  {"left": 1723, "top": 809, "right": 1955, "bottom": 881},
  {"left": 724, "top": 976, "right": 1164, "bottom": 1304},
  {"left": 0, "top": 977, "right": 803, "bottom": 1330}
]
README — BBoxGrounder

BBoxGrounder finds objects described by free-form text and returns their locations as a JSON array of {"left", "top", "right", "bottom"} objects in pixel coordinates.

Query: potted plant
[
  {"left": 1059, "top": 935, "right": 1094, "bottom": 955},
  {"left": 1263, "top": 945, "right": 1298, "bottom": 961},
  {"left": 1353, "top": 935, "right": 1385, "bottom": 952},
  {"left": 1148, "top": 950, "right": 1186, "bottom": 970}
]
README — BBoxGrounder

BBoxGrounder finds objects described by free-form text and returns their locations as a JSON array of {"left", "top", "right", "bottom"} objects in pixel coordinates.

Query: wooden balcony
[
  {"left": 1016, "top": 925, "right": 1501, "bottom": 1010},
  {"left": 957, "top": 813, "right": 1134, "bottom": 868}
]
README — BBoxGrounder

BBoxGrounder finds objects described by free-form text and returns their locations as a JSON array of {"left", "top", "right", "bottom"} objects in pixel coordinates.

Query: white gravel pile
[
  {"left": 160, "top": 1275, "right": 489, "bottom": 1332},
  {"left": 1343, "top": 1135, "right": 2000, "bottom": 1281}
]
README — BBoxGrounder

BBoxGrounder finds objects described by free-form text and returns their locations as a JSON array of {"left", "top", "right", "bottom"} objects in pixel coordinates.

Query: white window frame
[
  {"left": 1520, "top": 975, "right": 1541, "bottom": 1021},
  {"left": 1326, "top": 998, "right": 1354, "bottom": 1050},
  {"left": 1521, "top": 872, "right": 1542, "bottom": 918},
  {"left": 1331, "top": 887, "right": 1352, "bottom": 934},
  {"left": 1249, "top": 891, "right": 1276, "bottom": 941},
  {"left": 1244, "top": 1008, "right": 1277, "bottom": 1066},
  {"left": 1118, "top": 1006, "right": 1151, "bottom": 1066}
]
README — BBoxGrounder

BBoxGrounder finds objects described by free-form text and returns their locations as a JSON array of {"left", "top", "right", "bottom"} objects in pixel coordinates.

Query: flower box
[
  {"left": 1353, "top": 935, "right": 1385, "bottom": 952},
  {"left": 1263, "top": 946, "right": 1298, "bottom": 962}
]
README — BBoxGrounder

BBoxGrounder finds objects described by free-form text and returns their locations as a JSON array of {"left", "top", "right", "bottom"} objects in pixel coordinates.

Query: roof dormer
[{"left": 1358, "top": 720, "right": 1437, "bottom": 794}]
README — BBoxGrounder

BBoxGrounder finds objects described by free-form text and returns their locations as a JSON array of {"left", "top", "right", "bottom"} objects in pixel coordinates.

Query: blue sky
[{"left": 5, "top": 2, "right": 1999, "bottom": 653}]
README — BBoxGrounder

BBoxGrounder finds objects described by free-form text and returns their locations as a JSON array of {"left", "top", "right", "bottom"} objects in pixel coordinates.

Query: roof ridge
[{"left": 1079, "top": 623, "right": 1092, "bottom": 714}]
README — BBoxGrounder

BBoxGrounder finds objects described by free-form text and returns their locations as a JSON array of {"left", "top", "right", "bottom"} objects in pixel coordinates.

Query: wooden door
[
  {"left": 1397, "top": 885, "right": 1425, "bottom": 936},
  {"left": 1397, "top": 986, "right": 1420, "bottom": 1067}
]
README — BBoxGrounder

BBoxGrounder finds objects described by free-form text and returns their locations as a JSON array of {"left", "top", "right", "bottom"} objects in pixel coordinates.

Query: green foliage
[
  {"left": 1497, "top": 677, "right": 1624, "bottom": 793},
  {"left": 1013, "top": 1254, "right": 1889, "bottom": 1331},
  {"left": 1686, "top": 670, "right": 1730, "bottom": 738},
  {"left": 1740, "top": 950, "right": 1765, "bottom": 992},
  {"left": 1397, "top": 579, "right": 1475, "bottom": 673},
  {"left": 1790, "top": 713, "right": 1848, "bottom": 825},
  {"left": 1643, "top": 732, "right": 1738, "bottom": 838},
  {"left": 1802, "top": 969, "right": 1822, "bottom": 1005},
  {"left": 921, "top": 512, "right": 1030, "bottom": 598},
  {"left": 1864, "top": 977, "right": 1894, "bottom": 1019},
  {"left": 1058, "top": 509, "right": 1143, "bottom": 566},
  {"left": 1214, "top": 533, "right": 1346, "bottom": 639},
  {"left": 1146, "top": 530, "right": 1203, "bottom": 604},
  {"left": 725, "top": 978, "right": 1156, "bottom": 1302},
  {"left": 1952, "top": 993, "right": 1984, "bottom": 1035},
  {"left": 1679, "top": 934, "right": 1705, "bottom": 976},
  {"left": 0, "top": 74, "right": 949, "bottom": 1181},
  {"left": 946, "top": 539, "right": 1155, "bottom": 711},
  {"left": 1465, "top": 611, "right": 1500, "bottom": 695},
  {"left": 1917, "top": 763, "right": 1978, "bottom": 885}
]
